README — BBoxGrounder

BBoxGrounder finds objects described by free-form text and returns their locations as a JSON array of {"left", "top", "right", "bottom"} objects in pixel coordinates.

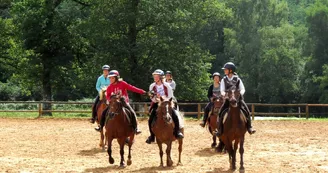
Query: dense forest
[{"left": 0, "top": 0, "right": 327, "bottom": 104}]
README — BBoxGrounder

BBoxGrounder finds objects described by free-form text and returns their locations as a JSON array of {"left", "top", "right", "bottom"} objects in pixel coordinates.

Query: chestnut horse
[
  {"left": 94, "top": 88, "right": 108, "bottom": 150},
  {"left": 220, "top": 88, "right": 247, "bottom": 171},
  {"left": 105, "top": 95, "right": 135, "bottom": 168},
  {"left": 152, "top": 97, "right": 183, "bottom": 167},
  {"left": 207, "top": 96, "right": 225, "bottom": 152}
]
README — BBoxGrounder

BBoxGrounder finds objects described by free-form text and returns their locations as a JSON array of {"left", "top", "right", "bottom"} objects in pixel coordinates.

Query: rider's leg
[
  {"left": 200, "top": 102, "right": 212, "bottom": 127},
  {"left": 146, "top": 103, "right": 158, "bottom": 144},
  {"left": 240, "top": 97, "right": 256, "bottom": 134},
  {"left": 95, "top": 106, "right": 109, "bottom": 132},
  {"left": 90, "top": 95, "right": 100, "bottom": 123},
  {"left": 216, "top": 100, "right": 229, "bottom": 137},
  {"left": 172, "top": 109, "right": 184, "bottom": 139},
  {"left": 122, "top": 101, "right": 142, "bottom": 135}
]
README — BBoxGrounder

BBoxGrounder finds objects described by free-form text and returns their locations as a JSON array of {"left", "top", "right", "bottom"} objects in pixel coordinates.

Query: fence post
[
  {"left": 197, "top": 103, "right": 201, "bottom": 119},
  {"left": 251, "top": 104, "right": 255, "bottom": 120},
  {"left": 38, "top": 103, "right": 42, "bottom": 117},
  {"left": 144, "top": 103, "right": 148, "bottom": 116},
  {"left": 306, "top": 104, "right": 309, "bottom": 119}
]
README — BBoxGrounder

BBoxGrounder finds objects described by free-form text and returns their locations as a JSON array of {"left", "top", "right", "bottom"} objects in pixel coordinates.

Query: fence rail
[{"left": 1, "top": 101, "right": 328, "bottom": 119}]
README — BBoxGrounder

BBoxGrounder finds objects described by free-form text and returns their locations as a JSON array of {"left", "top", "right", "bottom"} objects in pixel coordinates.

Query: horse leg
[
  {"left": 232, "top": 140, "right": 239, "bottom": 170},
  {"left": 226, "top": 141, "right": 233, "bottom": 170},
  {"left": 210, "top": 127, "right": 217, "bottom": 148},
  {"left": 107, "top": 137, "right": 114, "bottom": 165},
  {"left": 166, "top": 141, "right": 173, "bottom": 167},
  {"left": 239, "top": 136, "right": 245, "bottom": 171},
  {"left": 157, "top": 141, "right": 164, "bottom": 167},
  {"left": 100, "top": 129, "right": 105, "bottom": 150},
  {"left": 177, "top": 138, "right": 183, "bottom": 166},
  {"left": 216, "top": 139, "right": 225, "bottom": 153},
  {"left": 119, "top": 139, "right": 126, "bottom": 168},
  {"left": 127, "top": 134, "right": 134, "bottom": 166}
]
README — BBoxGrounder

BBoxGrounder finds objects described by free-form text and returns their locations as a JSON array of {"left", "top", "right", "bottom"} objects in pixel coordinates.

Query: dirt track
[{"left": 0, "top": 118, "right": 327, "bottom": 173}]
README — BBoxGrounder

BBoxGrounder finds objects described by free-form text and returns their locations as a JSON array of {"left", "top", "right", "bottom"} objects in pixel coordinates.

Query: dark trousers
[
  {"left": 92, "top": 96, "right": 100, "bottom": 120},
  {"left": 202, "top": 102, "right": 213, "bottom": 122}
]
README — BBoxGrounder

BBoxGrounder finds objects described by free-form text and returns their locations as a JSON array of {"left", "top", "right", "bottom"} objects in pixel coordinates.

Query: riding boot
[
  {"left": 241, "top": 99, "right": 256, "bottom": 135},
  {"left": 90, "top": 96, "right": 100, "bottom": 123},
  {"left": 121, "top": 100, "right": 142, "bottom": 135},
  {"left": 95, "top": 107, "right": 108, "bottom": 132},
  {"left": 172, "top": 109, "right": 184, "bottom": 139},
  {"left": 146, "top": 104, "right": 157, "bottom": 144},
  {"left": 200, "top": 102, "right": 212, "bottom": 127}
]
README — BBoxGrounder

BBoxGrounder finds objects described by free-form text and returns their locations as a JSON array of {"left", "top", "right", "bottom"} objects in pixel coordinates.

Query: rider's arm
[
  {"left": 239, "top": 79, "right": 245, "bottom": 95},
  {"left": 96, "top": 76, "right": 102, "bottom": 92},
  {"left": 171, "top": 80, "right": 176, "bottom": 91},
  {"left": 220, "top": 78, "right": 226, "bottom": 96},
  {"left": 207, "top": 85, "right": 213, "bottom": 101},
  {"left": 124, "top": 81, "right": 146, "bottom": 94}
]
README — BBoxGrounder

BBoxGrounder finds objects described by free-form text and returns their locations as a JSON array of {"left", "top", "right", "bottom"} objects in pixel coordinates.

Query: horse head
[
  {"left": 99, "top": 87, "right": 108, "bottom": 101},
  {"left": 157, "top": 97, "right": 174, "bottom": 124},
  {"left": 108, "top": 94, "right": 123, "bottom": 117},
  {"left": 212, "top": 95, "right": 224, "bottom": 114},
  {"left": 227, "top": 86, "right": 241, "bottom": 108}
]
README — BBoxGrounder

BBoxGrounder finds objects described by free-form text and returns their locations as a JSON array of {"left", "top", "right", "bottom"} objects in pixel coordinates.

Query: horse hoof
[
  {"left": 177, "top": 162, "right": 183, "bottom": 166},
  {"left": 240, "top": 167, "right": 245, "bottom": 172},
  {"left": 211, "top": 143, "right": 217, "bottom": 148},
  {"left": 109, "top": 158, "right": 114, "bottom": 164},
  {"left": 167, "top": 160, "right": 173, "bottom": 167},
  {"left": 120, "top": 163, "right": 126, "bottom": 168},
  {"left": 127, "top": 160, "right": 132, "bottom": 166}
]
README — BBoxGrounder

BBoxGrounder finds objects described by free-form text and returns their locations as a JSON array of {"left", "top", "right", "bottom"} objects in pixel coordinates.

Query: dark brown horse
[
  {"left": 105, "top": 94, "right": 135, "bottom": 168},
  {"left": 152, "top": 97, "right": 183, "bottom": 167},
  {"left": 94, "top": 89, "right": 108, "bottom": 150},
  {"left": 220, "top": 88, "right": 247, "bottom": 171},
  {"left": 207, "top": 96, "right": 225, "bottom": 151}
]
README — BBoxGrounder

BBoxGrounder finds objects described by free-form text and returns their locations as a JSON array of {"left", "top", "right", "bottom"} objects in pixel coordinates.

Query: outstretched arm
[{"left": 124, "top": 82, "right": 146, "bottom": 94}]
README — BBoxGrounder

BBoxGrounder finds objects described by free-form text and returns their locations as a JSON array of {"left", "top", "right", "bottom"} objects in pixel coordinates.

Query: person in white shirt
[
  {"left": 146, "top": 69, "right": 184, "bottom": 144},
  {"left": 216, "top": 62, "right": 256, "bottom": 137},
  {"left": 165, "top": 71, "right": 176, "bottom": 92}
]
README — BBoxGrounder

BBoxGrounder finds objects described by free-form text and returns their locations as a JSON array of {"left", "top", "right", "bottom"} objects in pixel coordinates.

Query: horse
[
  {"left": 220, "top": 88, "right": 247, "bottom": 171},
  {"left": 94, "top": 87, "right": 108, "bottom": 150},
  {"left": 152, "top": 97, "right": 183, "bottom": 167},
  {"left": 207, "top": 96, "right": 225, "bottom": 152},
  {"left": 105, "top": 94, "right": 135, "bottom": 168}
]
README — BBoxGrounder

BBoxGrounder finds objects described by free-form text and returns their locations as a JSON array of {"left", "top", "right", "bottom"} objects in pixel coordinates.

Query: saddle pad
[{"left": 223, "top": 109, "right": 247, "bottom": 124}]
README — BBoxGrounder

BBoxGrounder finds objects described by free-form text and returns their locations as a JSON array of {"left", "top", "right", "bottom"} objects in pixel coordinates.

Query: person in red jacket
[{"left": 95, "top": 70, "right": 146, "bottom": 134}]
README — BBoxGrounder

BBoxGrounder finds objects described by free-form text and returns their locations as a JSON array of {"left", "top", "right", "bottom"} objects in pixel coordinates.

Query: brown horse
[
  {"left": 95, "top": 88, "right": 108, "bottom": 150},
  {"left": 220, "top": 88, "right": 247, "bottom": 171},
  {"left": 152, "top": 97, "right": 183, "bottom": 167},
  {"left": 105, "top": 94, "right": 135, "bottom": 168},
  {"left": 207, "top": 96, "right": 225, "bottom": 151}
]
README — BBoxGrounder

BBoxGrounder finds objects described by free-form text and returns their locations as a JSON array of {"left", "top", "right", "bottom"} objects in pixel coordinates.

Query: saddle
[{"left": 105, "top": 107, "right": 132, "bottom": 125}]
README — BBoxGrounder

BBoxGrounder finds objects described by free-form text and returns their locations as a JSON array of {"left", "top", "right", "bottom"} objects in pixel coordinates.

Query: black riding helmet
[
  {"left": 166, "top": 71, "right": 172, "bottom": 75},
  {"left": 222, "top": 62, "right": 236, "bottom": 73}
]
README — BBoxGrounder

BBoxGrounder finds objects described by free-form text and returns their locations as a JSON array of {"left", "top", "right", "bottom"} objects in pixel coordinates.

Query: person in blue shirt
[{"left": 89, "top": 65, "right": 111, "bottom": 123}]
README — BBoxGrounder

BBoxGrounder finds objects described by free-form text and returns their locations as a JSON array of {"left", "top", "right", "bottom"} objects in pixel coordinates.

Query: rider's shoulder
[
  {"left": 163, "top": 82, "right": 172, "bottom": 88},
  {"left": 149, "top": 82, "right": 156, "bottom": 89}
]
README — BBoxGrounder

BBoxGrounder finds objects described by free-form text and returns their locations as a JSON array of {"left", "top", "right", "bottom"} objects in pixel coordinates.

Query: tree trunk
[
  {"left": 41, "top": 56, "right": 52, "bottom": 116},
  {"left": 128, "top": 0, "right": 142, "bottom": 101}
]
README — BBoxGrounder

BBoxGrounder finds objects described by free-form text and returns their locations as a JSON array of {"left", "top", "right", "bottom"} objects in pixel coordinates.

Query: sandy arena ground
[{"left": 0, "top": 118, "right": 328, "bottom": 173}]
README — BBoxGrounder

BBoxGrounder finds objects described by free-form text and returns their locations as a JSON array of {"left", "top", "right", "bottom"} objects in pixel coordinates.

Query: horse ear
[
  {"left": 169, "top": 97, "right": 173, "bottom": 102},
  {"left": 160, "top": 96, "right": 164, "bottom": 102}
]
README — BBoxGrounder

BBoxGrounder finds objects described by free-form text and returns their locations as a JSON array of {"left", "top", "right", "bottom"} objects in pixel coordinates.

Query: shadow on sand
[
  {"left": 206, "top": 167, "right": 246, "bottom": 173},
  {"left": 78, "top": 148, "right": 105, "bottom": 156},
  {"left": 84, "top": 165, "right": 122, "bottom": 173},
  {"left": 195, "top": 148, "right": 223, "bottom": 157},
  {"left": 132, "top": 166, "right": 176, "bottom": 173}
]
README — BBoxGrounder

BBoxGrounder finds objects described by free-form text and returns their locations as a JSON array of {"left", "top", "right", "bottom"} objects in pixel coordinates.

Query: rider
[
  {"left": 165, "top": 71, "right": 176, "bottom": 92},
  {"left": 146, "top": 69, "right": 184, "bottom": 144},
  {"left": 216, "top": 62, "right": 256, "bottom": 137},
  {"left": 90, "top": 65, "right": 110, "bottom": 123},
  {"left": 200, "top": 72, "right": 221, "bottom": 127},
  {"left": 95, "top": 70, "right": 146, "bottom": 134}
]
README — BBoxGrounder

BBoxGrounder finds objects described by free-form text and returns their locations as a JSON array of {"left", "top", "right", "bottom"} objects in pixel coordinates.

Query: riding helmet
[
  {"left": 152, "top": 69, "right": 164, "bottom": 76},
  {"left": 212, "top": 72, "right": 221, "bottom": 79},
  {"left": 102, "top": 65, "right": 110, "bottom": 70},
  {"left": 222, "top": 62, "right": 236, "bottom": 73},
  {"left": 108, "top": 70, "right": 120, "bottom": 77}
]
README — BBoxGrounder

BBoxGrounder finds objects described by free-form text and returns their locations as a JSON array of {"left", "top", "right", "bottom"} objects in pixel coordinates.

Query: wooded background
[{"left": 1, "top": 0, "right": 327, "bottom": 104}]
